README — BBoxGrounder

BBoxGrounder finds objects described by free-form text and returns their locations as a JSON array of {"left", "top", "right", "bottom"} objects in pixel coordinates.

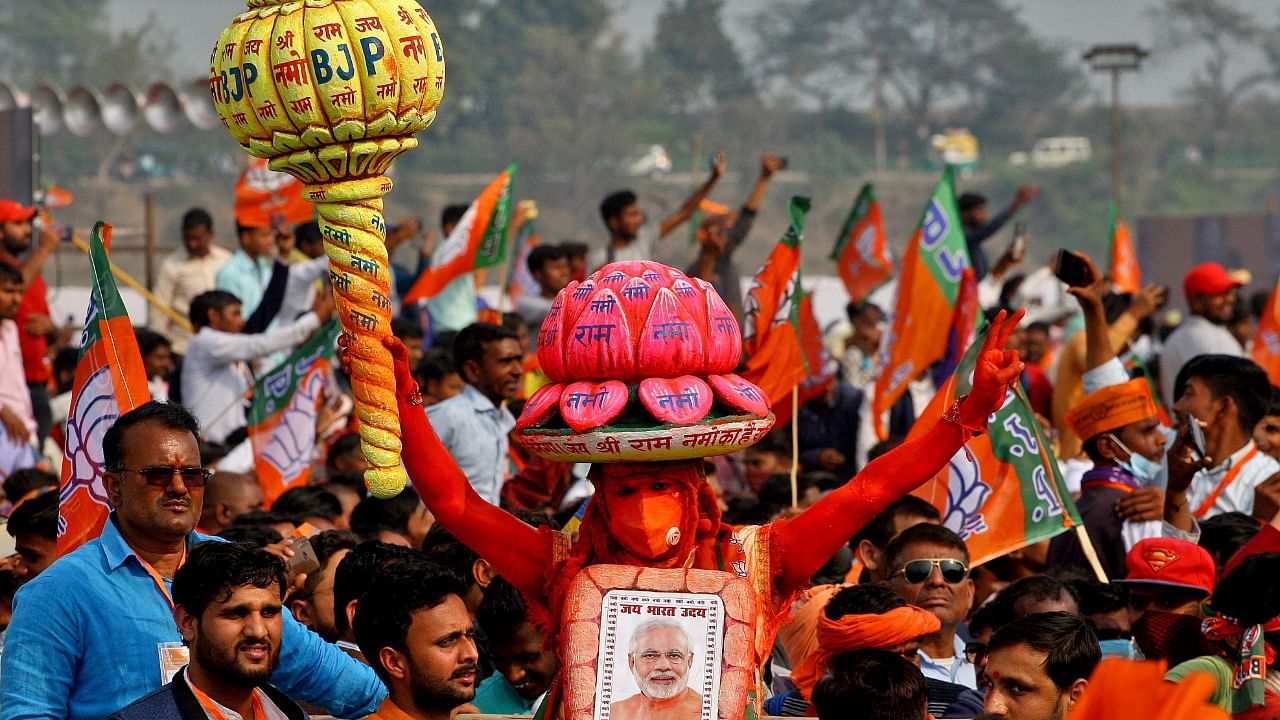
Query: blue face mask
[
  {"left": 1107, "top": 433, "right": 1163, "bottom": 484},
  {"left": 1099, "top": 638, "right": 1143, "bottom": 660}
]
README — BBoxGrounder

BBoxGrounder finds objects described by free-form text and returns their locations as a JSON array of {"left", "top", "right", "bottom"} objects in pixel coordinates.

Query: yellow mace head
[{"left": 208, "top": 0, "right": 445, "bottom": 183}]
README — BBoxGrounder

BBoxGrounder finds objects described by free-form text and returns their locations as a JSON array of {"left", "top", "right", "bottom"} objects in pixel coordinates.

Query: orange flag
[
  {"left": 1067, "top": 659, "right": 1227, "bottom": 720},
  {"left": 58, "top": 223, "right": 151, "bottom": 556},
  {"left": 831, "top": 183, "right": 893, "bottom": 307},
  {"left": 872, "top": 168, "right": 970, "bottom": 441},
  {"left": 403, "top": 164, "right": 515, "bottom": 303},
  {"left": 1109, "top": 215, "right": 1141, "bottom": 293},
  {"left": 1253, "top": 276, "right": 1280, "bottom": 385},
  {"left": 234, "top": 158, "right": 313, "bottom": 228},
  {"left": 742, "top": 197, "right": 829, "bottom": 424}
]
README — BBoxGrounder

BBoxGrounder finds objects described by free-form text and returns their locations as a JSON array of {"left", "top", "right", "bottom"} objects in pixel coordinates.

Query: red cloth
[
  {"left": 501, "top": 454, "right": 576, "bottom": 511},
  {"left": 1021, "top": 364, "right": 1053, "bottom": 420},
  {"left": 1223, "top": 522, "right": 1280, "bottom": 580}
]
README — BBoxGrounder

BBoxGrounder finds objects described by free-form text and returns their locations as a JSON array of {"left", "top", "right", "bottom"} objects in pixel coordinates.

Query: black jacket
[{"left": 107, "top": 668, "right": 308, "bottom": 720}]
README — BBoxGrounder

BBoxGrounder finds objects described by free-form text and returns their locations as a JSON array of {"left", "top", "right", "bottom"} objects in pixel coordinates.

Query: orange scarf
[{"left": 791, "top": 605, "right": 940, "bottom": 702}]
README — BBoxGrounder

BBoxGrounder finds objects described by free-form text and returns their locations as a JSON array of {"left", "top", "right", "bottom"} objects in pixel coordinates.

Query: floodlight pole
[{"left": 1085, "top": 44, "right": 1147, "bottom": 211}]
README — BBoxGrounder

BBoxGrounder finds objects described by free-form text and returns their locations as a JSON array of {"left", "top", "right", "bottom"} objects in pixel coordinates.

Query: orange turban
[
  {"left": 1066, "top": 378, "right": 1159, "bottom": 442},
  {"left": 1066, "top": 658, "right": 1228, "bottom": 720},
  {"left": 791, "top": 605, "right": 940, "bottom": 702}
]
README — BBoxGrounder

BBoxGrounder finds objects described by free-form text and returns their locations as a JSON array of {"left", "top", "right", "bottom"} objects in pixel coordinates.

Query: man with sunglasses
[
  {"left": 0, "top": 401, "right": 385, "bottom": 719},
  {"left": 884, "top": 523, "right": 977, "bottom": 689}
]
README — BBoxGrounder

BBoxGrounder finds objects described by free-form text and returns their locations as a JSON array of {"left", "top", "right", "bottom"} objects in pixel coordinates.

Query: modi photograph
[{"left": 594, "top": 590, "right": 723, "bottom": 720}]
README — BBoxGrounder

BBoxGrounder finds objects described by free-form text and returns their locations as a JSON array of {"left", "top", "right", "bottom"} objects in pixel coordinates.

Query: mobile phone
[
  {"left": 287, "top": 522, "right": 321, "bottom": 575},
  {"left": 1183, "top": 413, "right": 1207, "bottom": 462},
  {"left": 1053, "top": 249, "right": 1092, "bottom": 287},
  {"left": 1011, "top": 223, "right": 1028, "bottom": 257}
]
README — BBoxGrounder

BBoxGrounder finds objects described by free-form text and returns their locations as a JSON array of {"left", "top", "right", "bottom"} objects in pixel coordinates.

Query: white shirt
[
  {"left": 1159, "top": 315, "right": 1244, "bottom": 407},
  {"left": 149, "top": 246, "right": 231, "bottom": 354},
  {"left": 181, "top": 313, "right": 321, "bottom": 444},
  {"left": 0, "top": 320, "right": 34, "bottom": 440},
  {"left": 1187, "top": 440, "right": 1279, "bottom": 518},
  {"left": 918, "top": 634, "right": 977, "bottom": 690},
  {"left": 588, "top": 225, "right": 657, "bottom": 271}
]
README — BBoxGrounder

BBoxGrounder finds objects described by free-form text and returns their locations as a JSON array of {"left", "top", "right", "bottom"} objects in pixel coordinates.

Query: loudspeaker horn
[
  {"left": 29, "top": 84, "right": 64, "bottom": 136},
  {"left": 102, "top": 84, "right": 142, "bottom": 135},
  {"left": 142, "top": 83, "right": 184, "bottom": 134},
  {"left": 64, "top": 85, "right": 104, "bottom": 137},
  {"left": 182, "top": 78, "right": 219, "bottom": 130}
]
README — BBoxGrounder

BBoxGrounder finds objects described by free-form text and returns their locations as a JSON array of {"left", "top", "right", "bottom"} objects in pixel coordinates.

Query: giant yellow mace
[{"left": 209, "top": 0, "right": 445, "bottom": 497}]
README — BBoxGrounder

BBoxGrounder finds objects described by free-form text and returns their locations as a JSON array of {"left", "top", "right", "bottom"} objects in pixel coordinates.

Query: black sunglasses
[
  {"left": 116, "top": 466, "right": 212, "bottom": 488},
  {"left": 894, "top": 558, "right": 969, "bottom": 585}
]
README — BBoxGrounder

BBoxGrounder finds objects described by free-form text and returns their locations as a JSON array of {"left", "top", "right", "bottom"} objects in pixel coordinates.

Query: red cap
[
  {"left": 1183, "top": 262, "right": 1243, "bottom": 299},
  {"left": 1117, "top": 537, "right": 1215, "bottom": 596},
  {"left": 0, "top": 200, "right": 36, "bottom": 224}
]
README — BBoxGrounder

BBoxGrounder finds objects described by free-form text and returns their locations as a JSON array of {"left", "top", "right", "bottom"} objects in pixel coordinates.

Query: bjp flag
[
  {"left": 403, "top": 164, "right": 516, "bottom": 303},
  {"left": 741, "top": 197, "right": 829, "bottom": 424},
  {"left": 234, "top": 157, "right": 313, "bottom": 228},
  {"left": 831, "top": 183, "right": 893, "bottom": 308},
  {"left": 58, "top": 223, "right": 151, "bottom": 556},
  {"left": 909, "top": 323, "right": 1083, "bottom": 566},
  {"left": 872, "top": 167, "right": 971, "bottom": 440},
  {"left": 1253, "top": 276, "right": 1280, "bottom": 385},
  {"left": 247, "top": 319, "right": 340, "bottom": 506},
  {"left": 1109, "top": 212, "right": 1141, "bottom": 294}
]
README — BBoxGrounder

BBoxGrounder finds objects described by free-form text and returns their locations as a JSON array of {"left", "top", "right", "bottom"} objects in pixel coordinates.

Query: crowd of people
[{"left": 0, "top": 149, "right": 1276, "bottom": 720}]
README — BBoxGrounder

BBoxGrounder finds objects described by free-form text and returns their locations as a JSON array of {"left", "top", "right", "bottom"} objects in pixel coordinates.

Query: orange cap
[{"left": 1066, "top": 378, "right": 1160, "bottom": 441}]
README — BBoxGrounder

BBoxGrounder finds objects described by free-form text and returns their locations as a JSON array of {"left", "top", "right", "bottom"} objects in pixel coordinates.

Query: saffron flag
[
  {"left": 741, "top": 197, "right": 830, "bottom": 425},
  {"left": 909, "top": 324, "right": 1083, "bottom": 566},
  {"left": 58, "top": 223, "right": 151, "bottom": 556},
  {"left": 506, "top": 218, "right": 540, "bottom": 304},
  {"left": 248, "top": 318, "right": 340, "bottom": 506},
  {"left": 403, "top": 164, "right": 516, "bottom": 303},
  {"left": 234, "top": 157, "right": 313, "bottom": 228},
  {"left": 1253, "top": 276, "right": 1280, "bottom": 386},
  {"left": 872, "top": 167, "right": 971, "bottom": 440},
  {"left": 1109, "top": 211, "right": 1141, "bottom": 294},
  {"left": 831, "top": 183, "right": 893, "bottom": 308}
]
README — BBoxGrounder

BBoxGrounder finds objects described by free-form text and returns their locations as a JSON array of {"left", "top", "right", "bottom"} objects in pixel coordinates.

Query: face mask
[
  {"left": 1132, "top": 611, "right": 1206, "bottom": 666},
  {"left": 1099, "top": 638, "right": 1143, "bottom": 660},
  {"left": 609, "top": 491, "right": 687, "bottom": 561},
  {"left": 1107, "top": 434, "right": 1162, "bottom": 484}
]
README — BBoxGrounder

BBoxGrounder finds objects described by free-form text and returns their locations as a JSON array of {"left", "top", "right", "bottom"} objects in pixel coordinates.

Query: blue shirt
[
  {"left": 215, "top": 249, "right": 274, "bottom": 318},
  {"left": 0, "top": 516, "right": 385, "bottom": 720},
  {"left": 424, "top": 384, "right": 515, "bottom": 505}
]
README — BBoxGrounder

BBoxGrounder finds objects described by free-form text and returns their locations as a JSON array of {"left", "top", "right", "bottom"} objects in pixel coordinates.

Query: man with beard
[
  {"left": 884, "top": 523, "right": 978, "bottom": 689},
  {"left": 1160, "top": 262, "right": 1245, "bottom": 405},
  {"left": 354, "top": 558, "right": 480, "bottom": 720},
  {"left": 610, "top": 620, "right": 703, "bottom": 720},
  {"left": 107, "top": 542, "right": 304, "bottom": 719},
  {"left": 0, "top": 199, "right": 60, "bottom": 442},
  {"left": 981, "top": 612, "right": 1100, "bottom": 720},
  {"left": 0, "top": 401, "right": 384, "bottom": 719}
]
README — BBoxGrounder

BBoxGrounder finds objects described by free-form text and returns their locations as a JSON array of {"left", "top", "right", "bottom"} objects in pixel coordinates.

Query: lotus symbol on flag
[
  {"left": 262, "top": 368, "right": 328, "bottom": 485},
  {"left": 61, "top": 365, "right": 117, "bottom": 507},
  {"left": 945, "top": 448, "right": 990, "bottom": 540}
]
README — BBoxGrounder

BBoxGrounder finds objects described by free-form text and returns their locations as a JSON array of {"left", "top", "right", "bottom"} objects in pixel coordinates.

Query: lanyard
[
  {"left": 135, "top": 543, "right": 187, "bottom": 611},
  {"left": 1194, "top": 446, "right": 1260, "bottom": 519},
  {"left": 189, "top": 677, "right": 267, "bottom": 720}
]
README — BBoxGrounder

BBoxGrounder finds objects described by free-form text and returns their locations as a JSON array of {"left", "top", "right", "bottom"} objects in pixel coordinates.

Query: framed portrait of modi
[
  {"left": 594, "top": 590, "right": 723, "bottom": 720},
  {"left": 560, "top": 566, "right": 758, "bottom": 720}
]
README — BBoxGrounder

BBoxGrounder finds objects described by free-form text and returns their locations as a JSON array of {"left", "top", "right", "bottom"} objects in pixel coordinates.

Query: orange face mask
[{"left": 607, "top": 487, "right": 688, "bottom": 561}]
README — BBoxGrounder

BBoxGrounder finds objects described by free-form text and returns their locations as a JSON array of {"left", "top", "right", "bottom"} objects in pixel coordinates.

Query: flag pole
[
  {"left": 69, "top": 232, "right": 193, "bottom": 334},
  {"left": 790, "top": 386, "right": 799, "bottom": 509},
  {"left": 1075, "top": 524, "right": 1110, "bottom": 584}
]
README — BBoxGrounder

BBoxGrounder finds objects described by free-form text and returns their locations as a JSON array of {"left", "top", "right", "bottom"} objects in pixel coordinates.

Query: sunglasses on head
[
  {"left": 115, "top": 466, "right": 212, "bottom": 488},
  {"left": 894, "top": 558, "right": 969, "bottom": 584}
]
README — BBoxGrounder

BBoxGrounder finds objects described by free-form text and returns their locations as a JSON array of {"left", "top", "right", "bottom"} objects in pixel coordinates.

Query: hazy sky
[{"left": 109, "top": 0, "right": 1278, "bottom": 107}]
